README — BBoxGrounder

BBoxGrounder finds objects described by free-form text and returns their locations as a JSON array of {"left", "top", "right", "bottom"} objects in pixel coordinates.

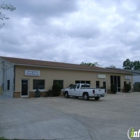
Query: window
[
  {"left": 75, "top": 81, "right": 80, "bottom": 84},
  {"left": 7, "top": 80, "right": 10, "bottom": 90},
  {"left": 33, "top": 80, "right": 45, "bottom": 89},
  {"left": 70, "top": 85, "right": 76, "bottom": 89},
  {"left": 96, "top": 81, "right": 100, "bottom": 88},
  {"left": 53, "top": 80, "right": 63, "bottom": 89},
  {"left": 75, "top": 81, "right": 90, "bottom": 84},
  {"left": 77, "top": 84, "right": 80, "bottom": 89},
  {"left": 86, "top": 81, "right": 90, "bottom": 84},
  {"left": 81, "top": 84, "right": 90, "bottom": 88}
]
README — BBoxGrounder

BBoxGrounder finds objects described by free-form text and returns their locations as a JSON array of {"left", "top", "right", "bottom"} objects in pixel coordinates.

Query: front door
[
  {"left": 103, "top": 81, "right": 106, "bottom": 92},
  {"left": 21, "top": 79, "right": 28, "bottom": 97}
]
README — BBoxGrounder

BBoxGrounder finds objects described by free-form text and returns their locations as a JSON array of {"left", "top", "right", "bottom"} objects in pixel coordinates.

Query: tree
[
  {"left": 108, "top": 65, "right": 116, "bottom": 68},
  {"left": 123, "top": 59, "right": 140, "bottom": 70},
  {"left": 133, "top": 61, "right": 140, "bottom": 70},
  {"left": 123, "top": 59, "right": 133, "bottom": 70},
  {"left": 0, "top": 2, "right": 16, "bottom": 29},
  {"left": 81, "top": 62, "right": 100, "bottom": 67}
]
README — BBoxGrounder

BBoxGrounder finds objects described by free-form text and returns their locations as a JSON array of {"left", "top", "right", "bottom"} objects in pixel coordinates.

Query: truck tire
[
  {"left": 94, "top": 97, "right": 100, "bottom": 100},
  {"left": 64, "top": 92, "right": 69, "bottom": 98},
  {"left": 83, "top": 93, "right": 89, "bottom": 100}
]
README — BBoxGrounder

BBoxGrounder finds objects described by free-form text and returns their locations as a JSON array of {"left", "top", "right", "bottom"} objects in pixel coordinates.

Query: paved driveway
[{"left": 0, "top": 92, "right": 140, "bottom": 140}]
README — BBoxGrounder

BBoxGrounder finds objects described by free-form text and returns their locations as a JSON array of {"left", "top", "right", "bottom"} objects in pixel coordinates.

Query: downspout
[
  {"left": 13, "top": 65, "right": 15, "bottom": 97},
  {"left": 2, "top": 61, "right": 4, "bottom": 93}
]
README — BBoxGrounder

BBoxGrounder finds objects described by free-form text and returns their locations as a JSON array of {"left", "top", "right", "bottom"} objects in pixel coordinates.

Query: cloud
[
  {"left": 9, "top": 0, "right": 78, "bottom": 18},
  {"left": 0, "top": 0, "right": 140, "bottom": 68}
]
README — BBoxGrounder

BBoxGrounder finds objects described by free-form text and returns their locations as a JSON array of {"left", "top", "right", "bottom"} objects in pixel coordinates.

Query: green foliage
[
  {"left": 0, "top": 137, "right": 8, "bottom": 140},
  {"left": 0, "top": 3, "right": 16, "bottom": 29},
  {"left": 111, "top": 84, "right": 117, "bottom": 94},
  {"left": 46, "top": 89, "right": 53, "bottom": 97},
  {"left": 123, "top": 59, "right": 140, "bottom": 70},
  {"left": 35, "top": 89, "right": 40, "bottom": 98},
  {"left": 52, "top": 83, "right": 61, "bottom": 96},
  {"left": 108, "top": 65, "right": 116, "bottom": 68},
  {"left": 81, "top": 62, "right": 100, "bottom": 67},
  {"left": 69, "top": 84, "right": 74, "bottom": 87},
  {"left": 124, "top": 84, "right": 131, "bottom": 92}
]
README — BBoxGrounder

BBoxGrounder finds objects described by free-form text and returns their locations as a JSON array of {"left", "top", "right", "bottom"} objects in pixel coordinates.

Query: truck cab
[{"left": 63, "top": 84, "right": 105, "bottom": 100}]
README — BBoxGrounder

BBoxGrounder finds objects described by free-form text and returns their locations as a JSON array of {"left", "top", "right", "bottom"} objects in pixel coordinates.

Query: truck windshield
[
  {"left": 81, "top": 85, "right": 90, "bottom": 88},
  {"left": 70, "top": 85, "right": 76, "bottom": 89}
]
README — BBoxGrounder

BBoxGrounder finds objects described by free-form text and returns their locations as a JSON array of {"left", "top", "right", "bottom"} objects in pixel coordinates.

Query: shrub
[
  {"left": 69, "top": 84, "right": 74, "bottom": 88},
  {"left": 35, "top": 88, "right": 40, "bottom": 98},
  {"left": 111, "top": 84, "right": 117, "bottom": 94},
  {"left": 52, "top": 83, "right": 61, "bottom": 96},
  {"left": 0, "top": 137, "right": 8, "bottom": 140},
  {"left": 46, "top": 89, "right": 53, "bottom": 97},
  {"left": 124, "top": 84, "right": 131, "bottom": 92},
  {"left": 100, "top": 86, "right": 104, "bottom": 89}
]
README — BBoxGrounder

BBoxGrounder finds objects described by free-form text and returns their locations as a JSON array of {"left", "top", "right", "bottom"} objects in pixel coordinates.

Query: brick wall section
[
  {"left": 13, "top": 91, "right": 47, "bottom": 98},
  {"left": 29, "top": 91, "right": 46, "bottom": 98},
  {"left": 13, "top": 92, "right": 21, "bottom": 98}
]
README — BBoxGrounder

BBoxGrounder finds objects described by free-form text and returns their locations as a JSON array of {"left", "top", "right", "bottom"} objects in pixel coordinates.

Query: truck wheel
[
  {"left": 94, "top": 97, "right": 100, "bottom": 100},
  {"left": 64, "top": 92, "right": 69, "bottom": 98},
  {"left": 83, "top": 93, "right": 89, "bottom": 100}
]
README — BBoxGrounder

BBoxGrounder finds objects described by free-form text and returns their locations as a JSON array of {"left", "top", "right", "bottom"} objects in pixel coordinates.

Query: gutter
[{"left": 15, "top": 63, "right": 133, "bottom": 75}]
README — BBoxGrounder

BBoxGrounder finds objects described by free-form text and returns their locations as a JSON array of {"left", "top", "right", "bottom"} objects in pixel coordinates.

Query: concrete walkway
[{"left": 0, "top": 95, "right": 92, "bottom": 140}]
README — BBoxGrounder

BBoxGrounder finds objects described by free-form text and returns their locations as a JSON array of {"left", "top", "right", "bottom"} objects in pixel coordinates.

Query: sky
[{"left": 0, "top": 0, "right": 140, "bottom": 68}]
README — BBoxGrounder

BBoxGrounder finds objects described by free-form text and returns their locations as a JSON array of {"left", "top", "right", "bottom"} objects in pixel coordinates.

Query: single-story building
[{"left": 0, "top": 56, "right": 133, "bottom": 97}]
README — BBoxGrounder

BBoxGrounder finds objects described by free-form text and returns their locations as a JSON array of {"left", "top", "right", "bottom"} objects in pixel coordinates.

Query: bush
[
  {"left": 124, "top": 84, "right": 131, "bottom": 92},
  {"left": 111, "top": 84, "right": 117, "bottom": 94},
  {"left": 35, "top": 89, "right": 40, "bottom": 98},
  {"left": 100, "top": 86, "right": 104, "bottom": 89},
  {"left": 46, "top": 89, "right": 53, "bottom": 97},
  {"left": 69, "top": 84, "right": 74, "bottom": 88},
  {"left": 52, "top": 83, "right": 61, "bottom": 96},
  {"left": 0, "top": 137, "right": 8, "bottom": 140}
]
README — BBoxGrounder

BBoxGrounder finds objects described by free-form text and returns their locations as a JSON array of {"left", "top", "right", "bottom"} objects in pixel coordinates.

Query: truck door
[
  {"left": 75, "top": 84, "right": 80, "bottom": 96},
  {"left": 69, "top": 85, "right": 76, "bottom": 96}
]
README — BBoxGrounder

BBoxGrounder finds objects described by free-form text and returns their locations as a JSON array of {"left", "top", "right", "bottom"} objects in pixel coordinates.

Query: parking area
[{"left": 0, "top": 92, "right": 140, "bottom": 140}]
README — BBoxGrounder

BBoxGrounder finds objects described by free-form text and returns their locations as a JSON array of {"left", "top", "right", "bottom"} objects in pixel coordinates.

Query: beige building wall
[{"left": 14, "top": 66, "right": 133, "bottom": 96}]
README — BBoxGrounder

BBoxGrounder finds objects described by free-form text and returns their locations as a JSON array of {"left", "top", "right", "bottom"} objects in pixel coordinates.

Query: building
[
  {"left": 126, "top": 70, "right": 140, "bottom": 92},
  {"left": 0, "top": 56, "right": 133, "bottom": 97}
]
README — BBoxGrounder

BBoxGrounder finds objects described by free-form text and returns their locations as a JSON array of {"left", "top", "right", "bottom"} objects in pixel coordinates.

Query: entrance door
[
  {"left": 21, "top": 80, "right": 28, "bottom": 97},
  {"left": 110, "top": 76, "right": 121, "bottom": 92},
  {"left": 103, "top": 81, "right": 106, "bottom": 92}
]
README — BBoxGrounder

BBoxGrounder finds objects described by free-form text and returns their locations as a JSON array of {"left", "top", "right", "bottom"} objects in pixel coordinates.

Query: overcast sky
[{"left": 0, "top": 0, "right": 140, "bottom": 68}]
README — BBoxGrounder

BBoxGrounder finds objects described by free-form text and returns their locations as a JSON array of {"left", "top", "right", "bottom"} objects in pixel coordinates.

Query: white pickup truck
[{"left": 63, "top": 84, "right": 105, "bottom": 100}]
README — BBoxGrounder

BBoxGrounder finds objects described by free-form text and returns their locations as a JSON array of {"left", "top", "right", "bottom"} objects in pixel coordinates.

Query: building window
[
  {"left": 7, "top": 80, "right": 10, "bottom": 90},
  {"left": 96, "top": 81, "right": 100, "bottom": 88},
  {"left": 33, "top": 80, "right": 45, "bottom": 89},
  {"left": 53, "top": 80, "right": 63, "bottom": 89},
  {"left": 75, "top": 81, "right": 90, "bottom": 84},
  {"left": 81, "top": 84, "right": 90, "bottom": 88}
]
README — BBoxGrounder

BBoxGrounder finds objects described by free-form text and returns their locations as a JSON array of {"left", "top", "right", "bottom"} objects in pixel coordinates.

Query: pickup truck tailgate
[{"left": 93, "top": 88, "right": 105, "bottom": 94}]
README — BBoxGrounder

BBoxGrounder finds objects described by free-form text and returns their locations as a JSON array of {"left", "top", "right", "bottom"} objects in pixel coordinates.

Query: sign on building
[
  {"left": 25, "top": 70, "right": 40, "bottom": 76},
  {"left": 125, "top": 76, "right": 131, "bottom": 80},
  {"left": 98, "top": 74, "right": 106, "bottom": 79}
]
